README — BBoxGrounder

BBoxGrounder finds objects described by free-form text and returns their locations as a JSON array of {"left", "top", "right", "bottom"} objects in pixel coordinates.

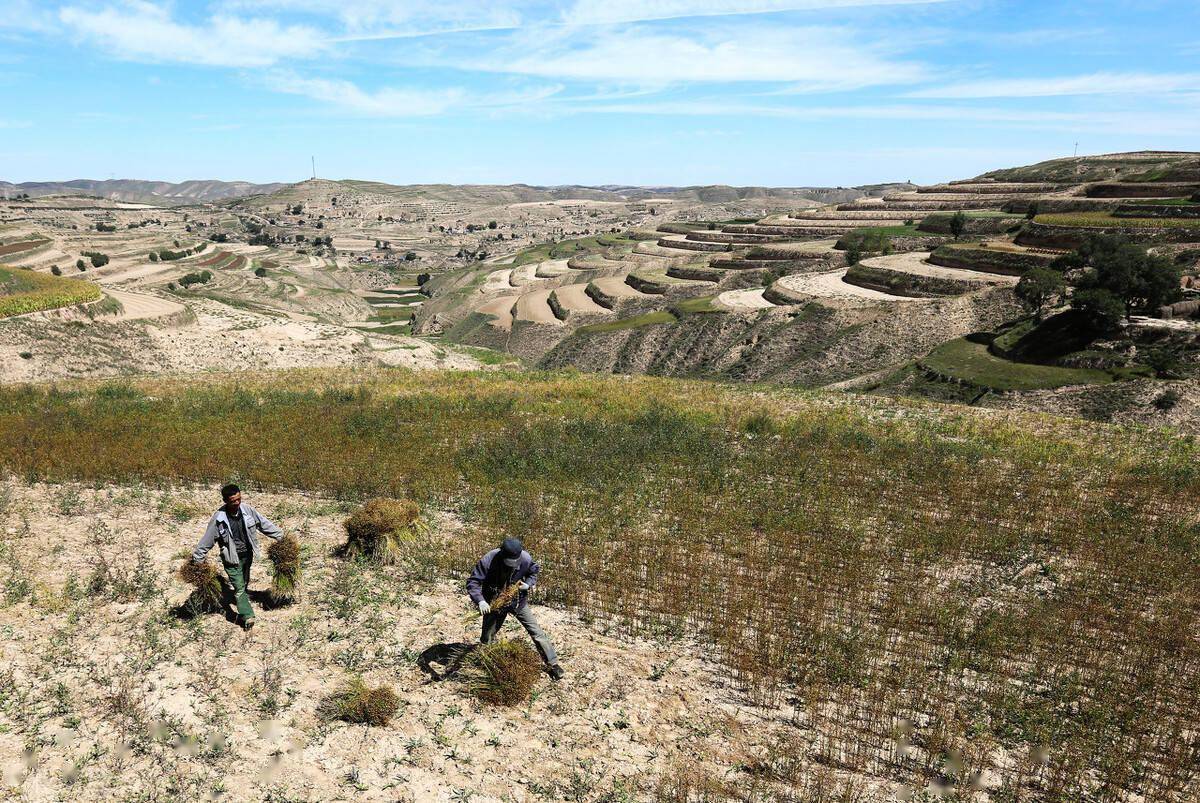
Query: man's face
[{"left": 224, "top": 492, "right": 242, "bottom": 511}]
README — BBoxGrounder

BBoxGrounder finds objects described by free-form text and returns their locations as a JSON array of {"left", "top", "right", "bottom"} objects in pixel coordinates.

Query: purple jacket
[{"left": 466, "top": 548, "right": 540, "bottom": 611}]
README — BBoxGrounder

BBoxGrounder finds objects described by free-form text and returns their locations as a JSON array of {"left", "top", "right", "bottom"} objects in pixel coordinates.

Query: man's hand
[
  {"left": 518, "top": 582, "right": 530, "bottom": 591},
  {"left": 478, "top": 600, "right": 491, "bottom": 615}
]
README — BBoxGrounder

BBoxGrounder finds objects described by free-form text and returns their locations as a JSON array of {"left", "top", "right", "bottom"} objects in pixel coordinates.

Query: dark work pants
[
  {"left": 223, "top": 553, "right": 254, "bottom": 620},
  {"left": 481, "top": 605, "right": 558, "bottom": 665}
]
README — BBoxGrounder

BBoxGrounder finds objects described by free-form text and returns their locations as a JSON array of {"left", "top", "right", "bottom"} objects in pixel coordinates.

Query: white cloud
[
  {"left": 562, "top": 0, "right": 955, "bottom": 25},
  {"left": 222, "top": 0, "right": 526, "bottom": 38},
  {"left": 459, "top": 24, "right": 927, "bottom": 88},
  {"left": 263, "top": 71, "right": 563, "bottom": 116},
  {"left": 572, "top": 99, "right": 1200, "bottom": 136},
  {"left": 908, "top": 72, "right": 1200, "bottom": 99},
  {"left": 59, "top": 1, "right": 326, "bottom": 67}
]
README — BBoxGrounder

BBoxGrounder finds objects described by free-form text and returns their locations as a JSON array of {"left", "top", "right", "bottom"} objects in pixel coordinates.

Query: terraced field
[{"left": 0, "top": 264, "right": 101, "bottom": 318}]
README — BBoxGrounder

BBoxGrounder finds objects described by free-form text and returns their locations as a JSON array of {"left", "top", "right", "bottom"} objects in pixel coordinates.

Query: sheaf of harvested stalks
[
  {"left": 177, "top": 558, "right": 223, "bottom": 611},
  {"left": 489, "top": 582, "right": 522, "bottom": 612},
  {"left": 455, "top": 639, "right": 543, "bottom": 706},
  {"left": 267, "top": 532, "right": 301, "bottom": 605},
  {"left": 317, "top": 677, "right": 401, "bottom": 726},
  {"left": 341, "top": 498, "right": 422, "bottom": 565}
]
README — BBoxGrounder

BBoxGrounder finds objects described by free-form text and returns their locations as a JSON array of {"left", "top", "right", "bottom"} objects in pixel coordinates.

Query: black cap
[{"left": 499, "top": 537, "right": 523, "bottom": 568}]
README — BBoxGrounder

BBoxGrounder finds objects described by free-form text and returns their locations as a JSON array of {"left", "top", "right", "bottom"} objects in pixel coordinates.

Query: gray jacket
[{"left": 192, "top": 503, "right": 282, "bottom": 565}]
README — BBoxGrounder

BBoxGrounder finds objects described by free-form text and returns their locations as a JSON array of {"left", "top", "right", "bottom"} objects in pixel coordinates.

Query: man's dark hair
[{"left": 220, "top": 483, "right": 241, "bottom": 501}]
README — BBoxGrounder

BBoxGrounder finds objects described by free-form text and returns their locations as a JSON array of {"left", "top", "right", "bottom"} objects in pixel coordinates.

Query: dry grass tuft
[
  {"left": 317, "top": 677, "right": 401, "bottom": 726},
  {"left": 266, "top": 533, "right": 301, "bottom": 606},
  {"left": 177, "top": 559, "right": 223, "bottom": 612},
  {"left": 456, "top": 639, "right": 543, "bottom": 706},
  {"left": 341, "top": 498, "right": 422, "bottom": 565}
]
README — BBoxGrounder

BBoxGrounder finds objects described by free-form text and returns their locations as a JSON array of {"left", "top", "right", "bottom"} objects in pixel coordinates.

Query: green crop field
[
  {"left": 1036, "top": 211, "right": 1200, "bottom": 229},
  {"left": 0, "top": 264, "right": 102, "bottom": 318},
  {"left": 0, "top": 369, "right": 1196, "bottom": 800},
  {"left": 510, "top": 234, "right": 637, "bottom": 266}
]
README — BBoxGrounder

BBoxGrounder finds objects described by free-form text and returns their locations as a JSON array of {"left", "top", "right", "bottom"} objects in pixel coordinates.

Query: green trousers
[{"left": 223, "top": 553, "right": 254, "bottom": 621}]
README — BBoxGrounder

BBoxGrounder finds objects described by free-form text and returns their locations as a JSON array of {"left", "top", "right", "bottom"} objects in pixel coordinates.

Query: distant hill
[
  {"left": 238, "top": 178, "right": 916, "bottom": 209},
  {"left": 1, "top": 176, "right": 920, "bottom": 209},
  {"left": 978, "top": 151, "right": 1200, "bottom": 184},
  {"left": 0, "top": 179, "right": 288, "bottom": 206}
]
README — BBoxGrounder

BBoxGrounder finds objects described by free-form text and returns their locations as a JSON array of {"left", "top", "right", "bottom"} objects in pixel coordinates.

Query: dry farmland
[{"left": 0, "top": 368, "right": 1196, "bottom": 801}]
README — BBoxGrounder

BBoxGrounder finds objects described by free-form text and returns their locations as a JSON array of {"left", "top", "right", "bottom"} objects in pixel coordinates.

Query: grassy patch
[
  {"left": 922, "top": 337, "right": 1113, "bottom": 391},
  {"left": 459, "top": 345, "right": 520, "bottom": 365},
  {"left": 367, "top": 308, "right": 414, "bottom": 324},
  {"left": 671, "top": 295, "right": 723, "bottom": 315},
  {"left": 0, "top": 265, "right": 101, "bottom": 318},
  {"left": 574, "top": 310, "right": 676, "bottom": 334}
]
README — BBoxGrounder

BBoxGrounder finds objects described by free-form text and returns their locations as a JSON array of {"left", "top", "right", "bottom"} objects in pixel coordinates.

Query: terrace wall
[{"left": 928, "top": 245, "right": 1054, "bottom": 276}]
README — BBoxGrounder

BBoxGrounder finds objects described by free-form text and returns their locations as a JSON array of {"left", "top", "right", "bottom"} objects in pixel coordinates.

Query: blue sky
[{"left": 1, "top": 0, "right": 1198, "bottom": 186}]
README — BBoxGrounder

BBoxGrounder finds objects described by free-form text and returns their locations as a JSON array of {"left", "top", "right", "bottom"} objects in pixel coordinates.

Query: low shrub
[
  {"left": 179, "top": 270, "right": 213, "bottom": 288},
  {"left": 455, "top": 639, "right": 543, "bottom": 706},
  {"left": 317, "top": 677, "right": 401, "bottom": 726},
  {"left": 341, "top": 498, "right": 423, "bottom": 565}
]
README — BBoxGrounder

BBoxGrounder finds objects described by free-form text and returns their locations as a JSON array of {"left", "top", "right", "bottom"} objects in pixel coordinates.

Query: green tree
[
  {"left": 1015, "top": 267, "right": 1065, "bottom": 320},
  {"left": 949, "top": 211, "right": 967, "bottom": 240},
  {"left": 1066, "top": 235, "right": 1181, "bottom": 320},
  {"left": 1071, "top": 287, "right": 1126, "bottom": 332}
]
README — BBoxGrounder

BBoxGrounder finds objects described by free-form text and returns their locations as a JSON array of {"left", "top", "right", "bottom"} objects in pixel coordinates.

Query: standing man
[
  {"left": 192, "top": 484, "right": 283, "bottom": 631},
  {"left": 467, "top": 537, "right": 564, "bottom": 680}
]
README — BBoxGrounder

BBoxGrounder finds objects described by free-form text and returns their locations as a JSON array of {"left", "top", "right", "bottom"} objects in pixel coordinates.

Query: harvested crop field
[{"left": 0, "top": 369, "right": 1196, "bottom": 800}]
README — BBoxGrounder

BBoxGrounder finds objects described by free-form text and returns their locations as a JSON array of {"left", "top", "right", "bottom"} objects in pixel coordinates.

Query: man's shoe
[
  {"left": 242, "top": 617, "right": 256, "bottom": 632},
  {"left": 547, "top": 664, "right": 565, "bottom": 681}
]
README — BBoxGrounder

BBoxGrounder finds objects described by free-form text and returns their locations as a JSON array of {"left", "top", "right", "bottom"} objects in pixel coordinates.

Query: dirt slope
[{"left": 0, "top": 481, "right": 883, "bottom": 802}]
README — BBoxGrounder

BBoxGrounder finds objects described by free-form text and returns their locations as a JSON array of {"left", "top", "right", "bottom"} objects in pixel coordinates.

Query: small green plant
[{"left": 317, "top": 677, "right": 401, "bottom": 726}]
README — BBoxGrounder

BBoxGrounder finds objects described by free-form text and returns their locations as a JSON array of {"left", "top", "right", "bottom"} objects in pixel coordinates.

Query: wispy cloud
[
  {"left": 562, "top": 0, "right": 956, "bottom": 25},
  {"left": 263, "top": 71, "right": 563, "bottom": 116},
  {"left": 455, "top": 24, "right": 928, "bottom": 87},
  {"left": 908, "top": 72, "right": 1200, "bottom": 99},
  {"left": 573, "top": 99, "right": 1200, "bottom": 136},
  {"left": 59, "top": 1, "right": 326, "bottom": 67}
]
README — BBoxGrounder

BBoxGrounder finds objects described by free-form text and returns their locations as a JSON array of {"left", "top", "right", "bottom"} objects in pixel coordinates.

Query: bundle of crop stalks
[
  {"left": 340, "top": 498, "right": 423, "bottom": 565},
  {"left": 317, "top": 677, "right": 401, "bottom": 726},
  {"left": 267, "top": 533, "right": 301, "bottom": 606},
  {"left": 177, "top": 559, "right": 224, "bottom": 612},
  {"left": 488, "top": 582, "right": 522, "bottom": 612},
  {"left": 455, "top": 639, "right": 543, "bottom": 706}
]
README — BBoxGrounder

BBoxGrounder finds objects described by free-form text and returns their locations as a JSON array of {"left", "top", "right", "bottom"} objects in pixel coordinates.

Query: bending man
[{"left": 466, "top": 537, "right": 564, "bottom": 680}]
